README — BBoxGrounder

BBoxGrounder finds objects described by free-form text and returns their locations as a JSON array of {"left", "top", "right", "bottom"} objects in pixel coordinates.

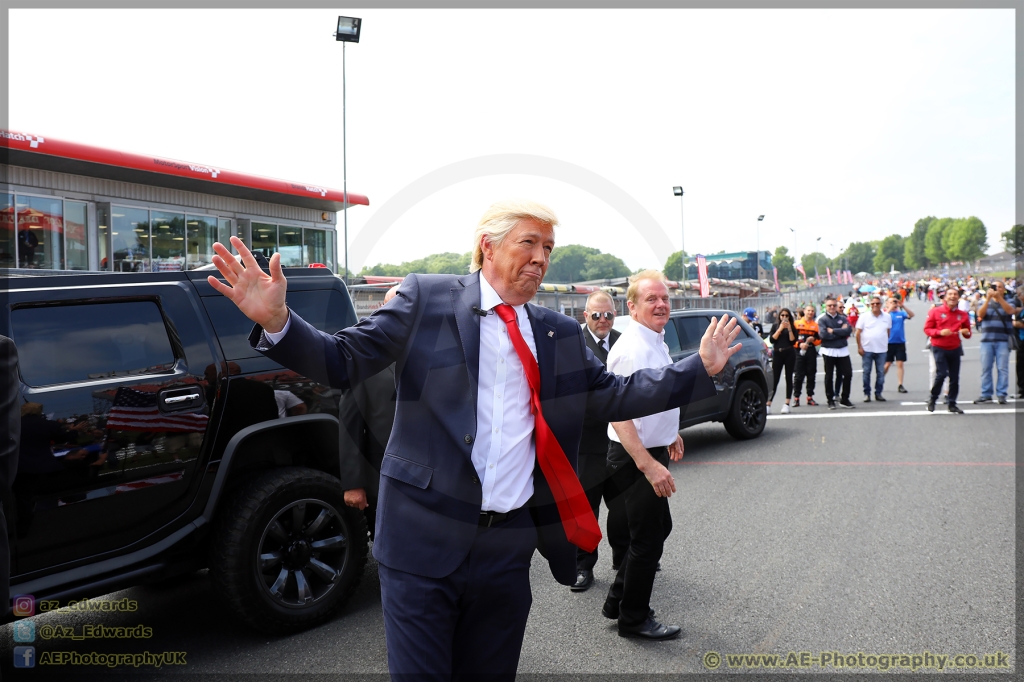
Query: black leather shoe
[
  {"left": 898, "top": 385, "right": 908, "bottom": 393},
  {"left": 863, "top": 395, "right": 871, "bottom": 403},
  {"left": 602, "top": 603, "right": 654, "bottom": 620},
  {"left": 948, "top": 404, "right": 964, "bottom": 414},
  {"left": 927, "top": 398, "right": 935, "bottom": 412},
  {"left": 618, "top": 616, "right": 681, "bottom": 641},
  {"left": 570, "top": 569, "right": 594, "bottom": 592},
  {"left": 874, "top": 394, "right": 886, "bottom": 402}
]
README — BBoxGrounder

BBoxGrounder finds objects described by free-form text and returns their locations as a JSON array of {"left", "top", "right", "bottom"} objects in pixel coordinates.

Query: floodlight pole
[{"left": 342, "top": 41, "right": 348, "bottom": 284}]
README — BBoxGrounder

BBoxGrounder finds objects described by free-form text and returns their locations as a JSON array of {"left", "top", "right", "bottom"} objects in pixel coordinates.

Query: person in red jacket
[{"left": 924, "top": 287, "right": 972, "bottom": 413}]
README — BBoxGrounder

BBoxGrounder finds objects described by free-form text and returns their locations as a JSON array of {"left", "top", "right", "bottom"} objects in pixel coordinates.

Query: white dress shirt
[
  {"left": 264, "top": 274, "right": 537, "bottom": 513},
  {"left": 605, "top": 320, "right": 679, "bottom": 448}
]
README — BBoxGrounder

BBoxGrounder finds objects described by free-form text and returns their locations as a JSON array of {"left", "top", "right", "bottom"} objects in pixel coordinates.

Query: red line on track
[{"left": 678, "top": 461, "right": 1014, "bottom": 467}]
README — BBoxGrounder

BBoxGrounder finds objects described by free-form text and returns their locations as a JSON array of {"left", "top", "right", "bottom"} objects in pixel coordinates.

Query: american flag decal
[
  {"left": 107, "top": 386, "right": 208, "bottom": 433},
  {"left": 696, "top": 254, "right": 710, "bottom": 298}
]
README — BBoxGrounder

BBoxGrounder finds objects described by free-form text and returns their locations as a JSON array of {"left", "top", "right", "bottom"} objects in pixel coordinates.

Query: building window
[
  {"left": 252, "top": 222, "right": 277, "bottom": 260},
  {"left": 278, "top": 226, "right": 303, "bottom": 267},
  {"left": 98, "top": 205, "right": 111, "bottom": 271},
  {"left": 0, "top": 194, "right": 13, "bottom": 268},
  {"left": 217, "top": 218, "right": 234, "bottom": 253},
  {"left": 186, "top": 214, "right": 217, "bottom": 270},
  {"left": 16, "top": 194, "right": 63, "bottom": 269},
  {"left": 303, "top": 228, "right": 328, "bottom": 267},
  {"left": 65, "top": 201, "right": 89, "bottom": 271},
  {"left": 112, "top": 206, "right": 150, "bottom": 272},
  {"left": 151, "top": 210, "right": 186, "bottom": 271}
]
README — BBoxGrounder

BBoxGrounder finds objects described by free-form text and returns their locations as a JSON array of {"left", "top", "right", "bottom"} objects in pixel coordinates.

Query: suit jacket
[
  {"left": 251, "top": 272, "right": 715, "bottom": 586},
  {"left": 578, "top": 326, "right": 620, "bottom": 454}
]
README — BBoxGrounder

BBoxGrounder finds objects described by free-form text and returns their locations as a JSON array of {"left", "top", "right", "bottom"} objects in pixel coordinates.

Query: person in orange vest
[{"left": 792, "top": 305, "right": 821, "bottom": 406}]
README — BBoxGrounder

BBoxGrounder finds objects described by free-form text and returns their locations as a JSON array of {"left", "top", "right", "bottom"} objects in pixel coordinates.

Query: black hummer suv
[
  {"left": 666, "top": 309, "right": 770, "bottom": 439},
  {"left": 2, "top": 267, "right": 366, "bottom": 634}
]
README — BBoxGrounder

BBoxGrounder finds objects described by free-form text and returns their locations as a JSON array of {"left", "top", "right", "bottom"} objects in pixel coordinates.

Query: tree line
[
  {"left": 358, "top": 218, "right": 1015, "bottom": 284},
  {"left": 664, "top": 216, "right": 998, "bottom": 282},
  {"left": 360, "top": 244, "right": 631, "bottom": 283}
]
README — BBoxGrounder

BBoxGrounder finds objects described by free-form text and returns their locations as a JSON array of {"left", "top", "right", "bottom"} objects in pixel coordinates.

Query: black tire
[
  {"left": 209, "top": 466, "right": 368, "bottom": 634},
  {"left": 724, "top": 379, "right": 767, "bottom": 440}
]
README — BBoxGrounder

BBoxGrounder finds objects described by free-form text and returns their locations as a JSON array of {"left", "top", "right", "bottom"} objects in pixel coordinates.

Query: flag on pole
[
  {"left": 795, "top": 263, "right": 807, "bottom": 284},
  {"left": 814, "top": 265, "right": 820, "bottom": 282},
  {"left": 826, "top": 267, "right": 833, "bottom": 285},
  {"left": 696, "top": 254, "right": 710, "bottom": 298},
  {"left": 773, "top": 266, "right": 780, "bottom": 292}
]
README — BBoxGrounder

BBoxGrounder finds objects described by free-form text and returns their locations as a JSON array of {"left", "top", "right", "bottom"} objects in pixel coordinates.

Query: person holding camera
[
  {"left": 973, "top": 280, "right": 1021, "bottom": 405},
  {"left": 883, "top": 297, "right": 914, "bottom": 393}
]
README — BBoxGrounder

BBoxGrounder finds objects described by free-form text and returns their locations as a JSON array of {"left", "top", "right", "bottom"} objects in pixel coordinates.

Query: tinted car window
[
  {"left": 12, "top": 301, "right": 176, "bottom": 386},
  {"left": 663, "top": 319, "right": 681, "bottom": 353},
  {"left": 205, "top": 290, "right": 356, "bottom": 360},
  {"left": 675, "top": 316, "right": 711, "bottom": 351}
]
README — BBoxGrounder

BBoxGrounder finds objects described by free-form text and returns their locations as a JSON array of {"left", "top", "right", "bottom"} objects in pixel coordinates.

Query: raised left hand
[{"left": 699, "top": 315, "right": 742, "bottom": 376}]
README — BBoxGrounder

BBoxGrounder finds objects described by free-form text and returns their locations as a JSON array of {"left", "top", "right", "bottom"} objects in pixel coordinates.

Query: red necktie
[{"left": 493, "top": 304, "right": 602, "bottom": 553}]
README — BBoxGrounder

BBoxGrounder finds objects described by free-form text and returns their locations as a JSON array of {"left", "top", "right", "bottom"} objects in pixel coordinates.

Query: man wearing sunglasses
[
  {"left": 817, "top": 298, "right": 855, "bottom": 409},
  {"left": 572, "top": 291, "right": 627, "bottom": 593}
]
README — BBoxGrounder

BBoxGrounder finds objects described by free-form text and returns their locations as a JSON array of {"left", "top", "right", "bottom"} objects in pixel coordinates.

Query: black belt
[{"left": 479, "top": 509, "right": 513, "bottom": 527}]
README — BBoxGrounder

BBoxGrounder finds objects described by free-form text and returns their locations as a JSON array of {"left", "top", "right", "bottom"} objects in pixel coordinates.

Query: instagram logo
[{"left": 12, "top": 595, "right": 35, "bottom": 617}]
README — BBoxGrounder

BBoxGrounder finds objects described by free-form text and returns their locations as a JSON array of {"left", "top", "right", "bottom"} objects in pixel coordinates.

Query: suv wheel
[
  {"left": 724, "top": 380, "right": 767, "bottom": 440},
  {"left": 210, "top": 467, "right": 368, "bottom": 633}
]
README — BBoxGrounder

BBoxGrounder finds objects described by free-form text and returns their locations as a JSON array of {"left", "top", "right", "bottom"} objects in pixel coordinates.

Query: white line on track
[
  {"left": 767, "top": 407, "right": 1016, "bottom": 420},
  {"left": 901, "top": 399, "right": 1017, "bottom": 406}
]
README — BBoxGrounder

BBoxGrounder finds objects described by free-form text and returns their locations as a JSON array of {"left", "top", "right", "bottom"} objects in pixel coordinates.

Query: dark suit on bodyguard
[
  {"left": 576, "top": 327, "right": 628, "bottom": 575},
  {"left": 252, "top": 271, "right": 715, "bottom": 680}
]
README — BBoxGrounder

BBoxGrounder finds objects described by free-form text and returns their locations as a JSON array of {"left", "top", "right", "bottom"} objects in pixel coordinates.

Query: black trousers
[
  {"left": 378, "top": 505, "right": 537, "bottom": 682},
  {"left": 823, "top": 354, "right": 852, "bottom": 402},
  {"left": 931, "top": 347, "right": 963, "bottom": 404},
  {"left": 770, "top": 348, "right": 796, "bottom": 401},
  {"left": 576, "top": 450, "right": 629, "bottom": 572},
  {"left": 604, "top": 443, "right": 672, "bottom": 628},
  {"left": 793, "top": 349, "right": 817, "bottom": 398},
  {"left": 1017, "top": 347, "right": 1023, "bottom": 396}
]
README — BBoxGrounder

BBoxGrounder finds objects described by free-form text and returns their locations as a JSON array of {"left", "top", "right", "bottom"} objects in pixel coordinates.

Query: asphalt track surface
[{"left": 0, "top": 300, "right": 1016, "bottom": 678}]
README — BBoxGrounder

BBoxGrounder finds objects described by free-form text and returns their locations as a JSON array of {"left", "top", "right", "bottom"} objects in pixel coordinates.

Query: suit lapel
[
  {"left": 526, "top": 304, "right": 557, "bottom": 402},
  {"left": 452, "top": 273, "right": 482, "bottom": 408}
]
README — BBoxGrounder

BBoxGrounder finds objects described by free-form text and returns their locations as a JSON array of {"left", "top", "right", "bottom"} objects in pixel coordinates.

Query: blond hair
[
  {"left": 470, "top": 199, "right": 559, "bottom": 273},
  {"left": 627, "top": 269, "right": 668, "bottom": 305}
]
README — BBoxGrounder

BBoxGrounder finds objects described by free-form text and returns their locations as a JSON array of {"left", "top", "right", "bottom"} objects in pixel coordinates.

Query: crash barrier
[{"left": 349, "top": 283, "right": 852, "bottom": 325}]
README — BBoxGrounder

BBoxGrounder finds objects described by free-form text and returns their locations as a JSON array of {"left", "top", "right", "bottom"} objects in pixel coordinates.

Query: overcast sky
[{"left": 9, "top": 8, "right": 1014, "bottom": 272}]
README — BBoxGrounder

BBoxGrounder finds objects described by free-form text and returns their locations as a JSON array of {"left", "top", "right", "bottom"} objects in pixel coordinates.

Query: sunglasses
[{"left": 588, "top": 311, "right": 614, "bottom": 321}]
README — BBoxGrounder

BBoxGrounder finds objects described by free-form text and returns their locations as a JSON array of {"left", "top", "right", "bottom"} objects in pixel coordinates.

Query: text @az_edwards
[
  {"left": 39, "top": 624, "right": 153, "bottom": 640},
  {"left": 702, "top": 650, "right": 1011, "bottom": 671}
]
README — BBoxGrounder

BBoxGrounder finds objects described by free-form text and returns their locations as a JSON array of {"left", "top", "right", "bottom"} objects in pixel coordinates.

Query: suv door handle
[{"left": 164, "top": 393, "right": 200, "bottom": 404}]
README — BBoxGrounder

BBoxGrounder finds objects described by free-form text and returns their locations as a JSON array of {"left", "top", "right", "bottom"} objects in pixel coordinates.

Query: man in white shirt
[
  {"left": 855, "top": 296, "right": 892, "bottom": 402},
  {"left": 601, "top": 270, "right": 686, "bottom": 641}
]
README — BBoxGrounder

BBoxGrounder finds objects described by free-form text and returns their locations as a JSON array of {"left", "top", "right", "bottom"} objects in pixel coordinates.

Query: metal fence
[{"left": 350, "top": 283, "right": 854, "bottom": 325}]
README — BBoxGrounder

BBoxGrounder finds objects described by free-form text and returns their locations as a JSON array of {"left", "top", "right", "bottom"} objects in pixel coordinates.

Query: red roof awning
[{"left": 0, "top": 130, "right": 369, "bottom": 214}]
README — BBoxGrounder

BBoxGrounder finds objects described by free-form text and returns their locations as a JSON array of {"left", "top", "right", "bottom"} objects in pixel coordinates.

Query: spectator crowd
[{"left": 744, "top": 276, "right": 1021, "bottom": 413}]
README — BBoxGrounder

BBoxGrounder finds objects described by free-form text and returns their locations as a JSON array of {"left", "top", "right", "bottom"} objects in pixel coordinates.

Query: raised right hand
[{"left": 208, "top": 236, "right": 290, "bottom": 333}]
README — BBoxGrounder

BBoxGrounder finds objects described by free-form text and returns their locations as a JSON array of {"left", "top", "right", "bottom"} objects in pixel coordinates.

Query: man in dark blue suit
[{"left": 210, "top": 200, "right": 741, "bottom": 680}]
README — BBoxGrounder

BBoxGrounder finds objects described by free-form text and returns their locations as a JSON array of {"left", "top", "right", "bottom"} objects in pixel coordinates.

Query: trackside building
[{"left": 1, "top": 130, "right": 368, "bottom": 273}]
